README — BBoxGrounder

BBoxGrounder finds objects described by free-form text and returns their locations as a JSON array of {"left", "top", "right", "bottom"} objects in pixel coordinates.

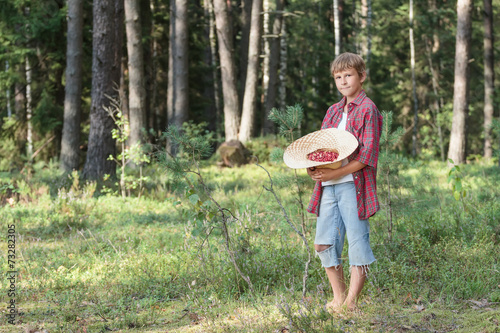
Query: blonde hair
[{"left": 330, "top": 52, "right": 366, "bottom": 78}]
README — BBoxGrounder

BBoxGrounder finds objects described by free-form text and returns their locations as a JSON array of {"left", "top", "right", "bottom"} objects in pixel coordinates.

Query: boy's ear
[{"left": 360, "top": 71, "right": 367, "bottom": 83}]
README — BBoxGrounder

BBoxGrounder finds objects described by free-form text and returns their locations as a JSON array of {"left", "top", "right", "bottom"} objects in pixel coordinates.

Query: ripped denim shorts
[{"left": 314, "top": 182, "right": 376, "bottom": 268}]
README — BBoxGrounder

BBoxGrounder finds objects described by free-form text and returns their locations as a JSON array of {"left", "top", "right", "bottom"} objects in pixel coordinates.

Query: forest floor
[{"left": 0, "top": 160, "right": 499, "bottom": 332}]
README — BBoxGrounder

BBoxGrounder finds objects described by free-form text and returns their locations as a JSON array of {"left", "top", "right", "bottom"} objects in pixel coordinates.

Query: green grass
[{"left": 0, "top": 160, "right": 499, "bottom": 332}]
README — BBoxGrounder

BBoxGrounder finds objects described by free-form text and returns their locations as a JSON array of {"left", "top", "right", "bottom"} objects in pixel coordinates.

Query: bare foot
[
  {"left": 325, "top": 301, "right": 344, "bottom": 314},
  {"left": 344, "top": 304, "right": 362, "bottom": 315}
]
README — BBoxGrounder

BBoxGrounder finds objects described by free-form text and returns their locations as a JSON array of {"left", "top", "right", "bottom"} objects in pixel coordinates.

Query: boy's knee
[
  {"left": 315, "top": 244, "right": 331, "bottom": 252},
  {"left": 315, "top": 244, "right": 340, "bottom": 267}
]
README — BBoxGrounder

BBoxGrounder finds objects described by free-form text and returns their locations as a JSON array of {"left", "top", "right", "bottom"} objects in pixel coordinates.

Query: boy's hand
[{"left": 307, "top": 167, "right": 341, "bottom": 182}]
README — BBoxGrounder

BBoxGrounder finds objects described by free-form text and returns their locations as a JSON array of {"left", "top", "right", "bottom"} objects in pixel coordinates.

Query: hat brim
[{"left": 283, "top": 128, "right": 359, "bottom": 169}]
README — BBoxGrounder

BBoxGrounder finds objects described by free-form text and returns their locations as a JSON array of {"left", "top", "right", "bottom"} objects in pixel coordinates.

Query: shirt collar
[{"left": 338, "top": 90, "right": 367, "bottom": 112}]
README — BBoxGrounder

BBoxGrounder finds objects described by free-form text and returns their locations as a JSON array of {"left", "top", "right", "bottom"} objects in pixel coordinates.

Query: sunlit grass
[{"left": 0, "top": 159, "right": 499, "bottom": 331}]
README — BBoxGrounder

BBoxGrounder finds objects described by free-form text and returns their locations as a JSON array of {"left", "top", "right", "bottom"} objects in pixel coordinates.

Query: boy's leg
[
  {"left": 314, "top": 186, "right": 346, "bottom": 309},
  {"left": 344, "top": 265, "right": 368, "bottom": 310},
  {"left": 325, "top": 265, "right": 346, "bottom": 308},
  {"left": 315, "top": 244, "right": 346, "bottom": 308},
  {"left": 336, "top": 182, "right": 376, "bottom": 311}
]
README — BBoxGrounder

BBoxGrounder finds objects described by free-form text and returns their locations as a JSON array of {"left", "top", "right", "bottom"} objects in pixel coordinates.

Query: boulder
[{"left": 217, "top": 140, "right": 251, "bottom": 167}]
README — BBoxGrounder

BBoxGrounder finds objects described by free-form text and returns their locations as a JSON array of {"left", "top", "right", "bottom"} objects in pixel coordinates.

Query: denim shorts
[{"left": 314, "top": 182, "right": 376, "bottom": 268}]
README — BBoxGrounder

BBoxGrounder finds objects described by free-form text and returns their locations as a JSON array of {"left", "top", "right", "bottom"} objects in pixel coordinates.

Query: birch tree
[
  {"left": 239, "top": 0, "right": 263, "bottom": 142},
  {"left": 60, "top": 0, "right": 83, "bottom": 172},
  {"left": 448, "top": 0, "right": 473, "bottom": 164}
]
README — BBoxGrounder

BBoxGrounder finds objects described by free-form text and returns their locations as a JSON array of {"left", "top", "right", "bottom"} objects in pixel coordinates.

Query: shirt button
[{"left": 357, "top": 191, "right": 361, "bottom": 194}]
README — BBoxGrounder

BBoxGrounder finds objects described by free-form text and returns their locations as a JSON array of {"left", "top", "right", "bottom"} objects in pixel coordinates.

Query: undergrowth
[{"left": 0, "top": 158, "right": 499, "bottom": 332}]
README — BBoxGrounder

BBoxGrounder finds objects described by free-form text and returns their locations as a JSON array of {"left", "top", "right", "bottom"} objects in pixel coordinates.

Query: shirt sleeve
[{"left": 354, "top": 104, "right": 382, "bottom": 168}]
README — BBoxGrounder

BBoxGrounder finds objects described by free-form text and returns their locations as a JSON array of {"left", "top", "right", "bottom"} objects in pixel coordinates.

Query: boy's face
[{"left": 333, "top": 67, "right": 366, "bottom": 102}]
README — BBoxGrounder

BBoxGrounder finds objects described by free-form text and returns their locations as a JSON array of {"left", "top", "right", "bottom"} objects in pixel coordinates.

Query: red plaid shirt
[{"left": 307, "top": 90, "right": 382, "bottom": 220}]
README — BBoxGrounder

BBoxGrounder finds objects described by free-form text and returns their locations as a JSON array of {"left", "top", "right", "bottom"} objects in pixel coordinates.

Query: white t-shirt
[{"left": 321, "top": 111, "right": 354, "bottom": 186}]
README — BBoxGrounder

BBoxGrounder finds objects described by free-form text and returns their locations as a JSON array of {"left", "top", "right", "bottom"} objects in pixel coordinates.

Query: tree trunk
[
  {"left": 60, "top": 0, "right": 83, "bottom": 172},
  {"left": 239, "top": 0, "right": 252, "bottom": 104},
  {"left": 333, "top": 0, "right": 342, "bottom": 57},
  {"left": 125, "top": 0, "right": 146, "bottom": 150},
  {"left": 174, "top": 0, "right": 189, "bottom": 129},
  {"left": 239, "top": 0, "right": 262, "bottom": 143},
  {"left": 203, "top": 0, "right": 220, "bottom": 136},
  {"left": 409, "top": 0, "right": 418, "bottom": 157},
  {"left": 278, "top": 18, "right": 287, "bottom": 111},
  {"left": 263, "top": 0, "right": 285, "bottom": 135},
  {"left": 483, "top": 0, "right": 494, "bottom": 158},
  {"left": 213, "top": 0, "right": 240, "bottom": 141},
  {"left": 261, "top": 0, "right": 270, "bottom": 111},
  {"left": 83, "top": 0, "right": 124, "bottom": 179},
  {"left": 5, "top": 61, "right": 12, "bottom": 118},
  {"left": 140, "top": 0, "right": 153, "bottom": 138},
  {"left": 425, "top": 37, "right": 445, "bottom": 162},
  {"left": 167, "top": 0, "right": 174, "bottom": 132},
  {"left": 448, "top": 0, "right": 472, "bottom": 164},
  {"left": 360, "top": 0, "right": 372, "bottom": 63},
  {"left": 25, "top": 57, "right": 33, "bottom": 162},
  {"left": 167, "top": 0, "right": 189, "bottom": 155},
  {"left": 425, "top": 0, "right": 445, "bottom": 161}
]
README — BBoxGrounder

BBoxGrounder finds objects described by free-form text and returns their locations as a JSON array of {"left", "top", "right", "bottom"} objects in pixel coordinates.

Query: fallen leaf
[{"left": 413, "top": 304, "right": 425, "bottom": 312}]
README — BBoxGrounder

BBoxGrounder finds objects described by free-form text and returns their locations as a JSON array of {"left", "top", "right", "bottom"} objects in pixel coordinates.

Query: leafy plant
[
  {"left": 104, "top": 96, "right": 151, "bottom": 198},
  {"left": 447, "top": 159, "right": 467, "bottom": 215},
  {"left": 53, "top": 170, "right": 96, "bottom": 229}
]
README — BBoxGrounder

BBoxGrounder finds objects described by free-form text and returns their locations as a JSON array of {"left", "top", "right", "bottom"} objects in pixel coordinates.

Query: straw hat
[{"left": 283, "top": 128, "right": 359, "bottom": 169}]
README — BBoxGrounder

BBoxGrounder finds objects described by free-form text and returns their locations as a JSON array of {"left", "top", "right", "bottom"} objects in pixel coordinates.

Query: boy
[{"left": 307, "top": 52, "right": 382, "bottom": 312}]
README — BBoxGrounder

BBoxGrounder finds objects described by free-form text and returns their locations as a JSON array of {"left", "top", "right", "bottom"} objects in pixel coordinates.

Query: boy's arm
[
  {"left": 309, "top": 160, "right": 366, "bottom": 183},
  {"left": 354, "top": 106, "right": 382, "bottom": 168}
]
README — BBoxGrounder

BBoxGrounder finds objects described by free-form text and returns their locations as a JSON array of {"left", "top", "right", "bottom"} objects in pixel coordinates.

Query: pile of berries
[{"left": 307, "top": 150, "right": 339, "bottom": 162}]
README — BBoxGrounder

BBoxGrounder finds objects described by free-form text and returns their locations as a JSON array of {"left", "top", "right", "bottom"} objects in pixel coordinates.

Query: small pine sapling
[
  {"left": 157, "top": 125, "right": 254, "bottom": 293},
  {"left": 261, "top": 104, "right": 313, "bottom": 298}
]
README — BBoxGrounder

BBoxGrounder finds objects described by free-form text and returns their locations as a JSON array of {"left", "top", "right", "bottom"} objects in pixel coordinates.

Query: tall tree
[
  {"left": 167, "top": 0, "right": 189, "bottom": 154},
  {"left": 60, "top": 0, "right": 84, "bottom": 172},
  {"left": 483, "top": 0, "right": 494, "bottom": 158},
  {"left": 203, "top": 0, "right": 221, "bottom": 136},
  {"left": 333, "top": 0, "right": 342, "bottom": 57},
  {"left": 278, "top": 18, "right": 287, "bottom": 111},
  {"left": 239, "top": 0, "right": 252, "bottom": 103},
  {"left": 448, "top": 0, "right": 473, "bottom": 164},
  {"left": 261, "top": 0, "right": 270, "bottom": 114},
  {"left": 213, "top": 0, "right": 240, "bottom": 141},
  {"left": 125, "top": 0, "right": 146, "bottom": 150},
  {"left": 409, "top": 0, "right": 418, "bottom": 157},
  {"left": 83, "top": 0, "right": 124, "bottom": 179},
  {"left": 5, "top": 61, "right": 12, "bottom": 118},
  {"left": 360, "top": 0, "right": 372, "bottom": 76},
  {"left": 239, "top": 0, "right": 262, "bottom": 142},
  {"left": 262, "top": 0, "right": 285, "bottom": 135},
  {"left": 25, "top": 57, "right": 33, "bottom": 161}
]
